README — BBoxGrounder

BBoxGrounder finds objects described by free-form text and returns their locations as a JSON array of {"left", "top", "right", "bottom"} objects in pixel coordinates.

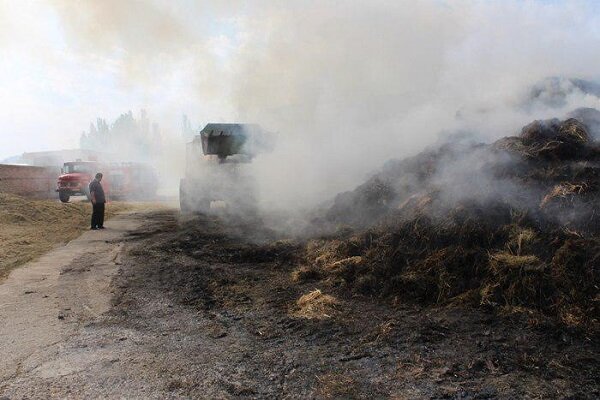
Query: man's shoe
[
  {"left": 98, "top": 226, "right": 105, "bottom": 229},
  {"left": 90, "top": 227, "right": 98, "bottom": 230}
]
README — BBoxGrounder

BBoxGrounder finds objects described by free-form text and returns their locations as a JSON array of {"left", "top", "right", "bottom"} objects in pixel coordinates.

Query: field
[{"left": 0, "top": 194, "right": 133, "bottom": 279}]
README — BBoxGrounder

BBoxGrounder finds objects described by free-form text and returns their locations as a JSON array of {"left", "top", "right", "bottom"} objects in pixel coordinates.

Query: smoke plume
[{"left": 5, "top": 1, "right": 600, "bottom": 211}]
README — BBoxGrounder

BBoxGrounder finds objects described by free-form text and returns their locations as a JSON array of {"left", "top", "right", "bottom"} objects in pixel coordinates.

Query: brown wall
[{"left": 0, "top": 164, "right": 60, "bottom": 198}]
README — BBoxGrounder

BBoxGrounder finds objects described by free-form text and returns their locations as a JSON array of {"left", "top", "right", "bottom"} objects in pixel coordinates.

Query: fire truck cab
[
  {"left": 56, "top": 161, "right": 97, "bottom": 202},
  {"left": 56, "top": 161, "right": 158, "bottom": 203}
]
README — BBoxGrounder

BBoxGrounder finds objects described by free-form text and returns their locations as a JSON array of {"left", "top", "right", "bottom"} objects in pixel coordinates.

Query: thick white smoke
[
  {"left": 222, "top": 1, "right": 600, "bottom": 210},
  {"left": 6, "top": 1, "right": 600, "bottom": 211}
]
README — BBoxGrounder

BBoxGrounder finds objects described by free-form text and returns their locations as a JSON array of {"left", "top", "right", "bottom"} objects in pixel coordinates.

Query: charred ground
[
  {"left": 101, "top": 114, "right": 600, "bottom": 398},
  {"left": 103, "top": 208, "right": 598, "bottom": 398}
]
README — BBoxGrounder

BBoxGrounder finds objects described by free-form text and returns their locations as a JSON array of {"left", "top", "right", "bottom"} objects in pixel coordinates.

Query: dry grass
[
  {"left": 481, "top": 251, "right": 548, "bottom": 308},
  {"left": 398, "top": 193, "right": 433, "bottom": 212},
  {"left": 505, "top": 227, "right": 536, "bottom": 255},
  {"left": 316, "top": 373, "right": 358, "bottom": 399},
  {"left": 290, "top": 265, "right": 321, "bottom": 282},
  {"left": 540, "top": 182, "right": 588, "bottom": 208},
  {"left": 488, "top": 251, "right": 542, "bottom": 272},
  {"left": 0, "top": 193, "right": 155, "bottom": 280},
  {"left": 324, "top": 256, "right": 363, "bottom": 271},
  {"left": 307, "top": 239, "right": 346, "bottom": 266},
  {"left": 559, "top": 118, "right": 590, "bottom": 143},
  {"left": 291, "top": 289, "right": 339, "bottom": 320}
]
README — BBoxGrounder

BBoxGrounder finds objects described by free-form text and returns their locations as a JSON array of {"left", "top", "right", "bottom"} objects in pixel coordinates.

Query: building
[{"left": 20, "top": 149, "right": 105, "bottom": 167}]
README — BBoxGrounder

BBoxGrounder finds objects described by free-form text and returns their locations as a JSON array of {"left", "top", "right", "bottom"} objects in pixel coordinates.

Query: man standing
[{"left": 89, "top": 172, "right": 106, "bottom": 230}]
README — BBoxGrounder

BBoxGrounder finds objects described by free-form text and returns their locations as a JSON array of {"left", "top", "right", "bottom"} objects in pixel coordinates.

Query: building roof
[{"left": 19, "top": 149, "right": 105, "bottom": 167}]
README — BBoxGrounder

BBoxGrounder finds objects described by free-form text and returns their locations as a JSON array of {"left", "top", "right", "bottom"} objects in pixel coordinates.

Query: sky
[
  {"left": 0, "top": 0, "right": 236, "bottom": 159},
  {"left": 1, "top": 0, "right": 600, "bottom": 206}
]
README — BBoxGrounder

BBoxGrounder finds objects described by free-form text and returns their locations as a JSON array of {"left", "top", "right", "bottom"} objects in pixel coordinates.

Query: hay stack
[
  {"left": 299, "top": 114, "right": 600, "bottom": 330},
  {"left": 520, "top": 118, "right": 589, "bottom": 146}
]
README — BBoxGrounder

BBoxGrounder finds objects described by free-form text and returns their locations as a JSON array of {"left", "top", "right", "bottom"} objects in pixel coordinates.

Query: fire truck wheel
[{"left": 59, "top": 192, "right": 70, "bottom": 203}]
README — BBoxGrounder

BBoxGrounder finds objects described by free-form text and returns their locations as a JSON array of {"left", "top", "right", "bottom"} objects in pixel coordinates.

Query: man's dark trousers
[{"left": 91, "top": 203, "right": 105, "bottom": 229}]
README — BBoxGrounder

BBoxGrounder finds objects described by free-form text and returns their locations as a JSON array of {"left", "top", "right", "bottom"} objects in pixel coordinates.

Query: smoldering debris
[
  {"left": 139, "top": 110, "right": 599, "bottom": 332},
  {"left": 302, "top": 114, "right": 600, "bottom": 331},
  {"left": 568, "top": 107, "right": 600, "bottom": 141},
  {"left": 161, "top": 213, "right": 301, "bottom": 266}
]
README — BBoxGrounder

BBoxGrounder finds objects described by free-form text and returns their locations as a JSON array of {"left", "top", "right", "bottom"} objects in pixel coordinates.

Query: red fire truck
[{"left": 56, "top": 161, "right": 157, "bottom": 203}]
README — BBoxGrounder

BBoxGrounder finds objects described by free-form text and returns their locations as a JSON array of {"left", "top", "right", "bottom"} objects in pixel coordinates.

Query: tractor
[{"left": 179, "top": 123, "right": 270, "bottom": 213}]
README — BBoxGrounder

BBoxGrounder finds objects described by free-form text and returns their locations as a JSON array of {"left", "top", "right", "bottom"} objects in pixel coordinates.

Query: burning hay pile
[{"left": 304, "top": 114, "right": 600, "bottom": 330}]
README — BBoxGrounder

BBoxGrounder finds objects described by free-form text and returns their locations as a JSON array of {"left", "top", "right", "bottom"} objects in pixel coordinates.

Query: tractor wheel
[
  {"left": 196, "top": 198, "right": 212, "bottom": 214},
  {"left": 180, "top": 196, "right": 191, "bottom": 214},
  {"left": 179, "top": 179, "right": 191, "bottom": 214},
  {"left": 180, "top": 179, "right": 211, "bottom": 214},
  {"left": 181, "top": 195, "right": 210, "bottom": 214},
  {"left": 59, "top": 192, "right": 70, "bottom": 203}
]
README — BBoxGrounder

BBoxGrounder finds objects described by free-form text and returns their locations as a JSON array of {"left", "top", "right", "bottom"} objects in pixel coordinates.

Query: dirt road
[
  {"left": 0, "top": 210, "right": 597, "bottom": 399},
  {"left": 0, "top": 211, "right": 144, "bottom": 395},
  {"left": 0, "top": 193, "right": 133, "bottom": 279}
]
